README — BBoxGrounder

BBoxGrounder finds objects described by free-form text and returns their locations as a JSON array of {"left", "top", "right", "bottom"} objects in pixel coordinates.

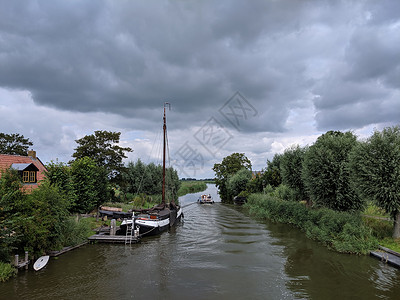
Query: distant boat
[
  {"left": 33, "top": 255, "right": 49, "bottom": 271},
  {"left": 119, "top": 103, "right": 182, "bottom": 236},
  {"left": 198, "top": 194, "right": 214, "bottom": 204}
]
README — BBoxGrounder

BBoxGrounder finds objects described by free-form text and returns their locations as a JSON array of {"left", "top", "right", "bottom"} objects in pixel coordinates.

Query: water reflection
[{"left": 263, "top": 220, "right": 400, "bottom": 300}]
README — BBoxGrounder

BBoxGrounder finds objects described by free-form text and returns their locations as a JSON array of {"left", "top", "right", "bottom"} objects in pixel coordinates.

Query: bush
[
  {"left": 0, "top": 262, "right": 16, "bottom": 282},
  {"left": 245, "top": 193, "right": 378, "bottom": 254},
  {"left": 59, "top": 217, "right": 94, "bottom": 249}
]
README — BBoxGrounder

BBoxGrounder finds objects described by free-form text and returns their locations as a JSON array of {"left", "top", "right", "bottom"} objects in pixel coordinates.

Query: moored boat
[
  {"left": 119, "top": 103, "right": 182, "bottom": 237},
  {"left": 198, "top": 194, "right": 214, "bottom": 204}
]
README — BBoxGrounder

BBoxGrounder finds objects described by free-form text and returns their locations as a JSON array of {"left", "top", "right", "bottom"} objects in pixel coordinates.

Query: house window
[
  {"left": 23, "top": 171, "right": 29, "bottom": 182},
  {"left": 22, "top": 171, "right": 36, "bottom": 183},
  {"left": 29, "top": 171, "right": 36, "bottom": 182}
]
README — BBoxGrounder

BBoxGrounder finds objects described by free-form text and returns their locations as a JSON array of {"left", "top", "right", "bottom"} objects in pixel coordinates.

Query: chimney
[{"left": 28, "top": 150, "right": 36, "bottom": 159}]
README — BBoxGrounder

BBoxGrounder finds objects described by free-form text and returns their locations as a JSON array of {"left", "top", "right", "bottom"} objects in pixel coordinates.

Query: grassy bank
[
  {"left": 0, "top": 262, "right": 16, "bottom": 283},
  {"left": 245, "top": 193, "right": 378, "bottom": 254},
  {"left": 177, "top": 181, "right": 207, "bottom": 197}
]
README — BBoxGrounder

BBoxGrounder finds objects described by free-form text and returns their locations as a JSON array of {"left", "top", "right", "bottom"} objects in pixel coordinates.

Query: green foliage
[
  {"left": 0, "top": 133, "right": 33, "bottom": 156},
  {"left": 363, "top": 202, "right": 390, "bottom": 219},
  {"left": 45, "top": 161, "right": 76, "bottom": 208},
  {"left": 71, "top": 130, "right": 132, "bottom": 181},
  {"left": 237, "top": 190, "right": 250, "bottom": 198},
  {"left": 271, "top": 184, "right": 297, "bottom": 202},
  {"left": 0, "top": 262, "right": 16, "bottom": 282},
  {"left": 0, "top": 169, "right": 26, "bottom": 261},
  {"left": 213, "top": 153, "right": 251, "bottom": 202},
  {"left": 70, "top": 157, "right": 111, "bottom": 213},
  {"left": 247, "top": 173, "right": 265, "bottom": 193},
  {"left": 349, "top": 126, "right": 400, "bottom": 220},
  {"left": 378, "top": 238, "right": 400, "bottom": 254},
  {"left": 59, "top": 217, "right": 94, "bottom": 247},
  {"left": 263, "top": 153, "right": 282, "bottom": 188},
  {"left": 280, "top": 145, "right": 308, "bottom": 201},
  {"left": 302, "top": 130, "right": 363, "bottom": 212},
  {"left": 19, "top": 182, "right": 70, "bottom": 253},
  {"left": 245, "top": 193, "right": 378, "bottom": 254},
  {"left": 227, "top": 168, "right": 252, "bottom": 197},
  {"left": 362, "top": 217, "right": 393, "bottom": 240},
  {"left": 0, "top": 173, "right": 75, "bottom": 258},
  {"left": 177, "top": 181, "right": 207, "bottom": 196},
  {"left": 120, "top": 159, "right": 180, "bottom": 202}
]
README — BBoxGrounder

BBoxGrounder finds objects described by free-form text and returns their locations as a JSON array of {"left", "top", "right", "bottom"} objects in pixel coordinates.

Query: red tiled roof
[{"left": 0, "top": 153, "right": 47, "bottom": 191}]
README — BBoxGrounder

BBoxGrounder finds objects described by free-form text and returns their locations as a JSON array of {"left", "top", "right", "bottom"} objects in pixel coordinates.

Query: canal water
[{"left": 1, "top": 184, "right": 400, "bottom": 299}]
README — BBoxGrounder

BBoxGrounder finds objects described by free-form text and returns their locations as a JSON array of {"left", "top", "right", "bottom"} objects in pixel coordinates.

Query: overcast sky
[{"left": 1, "top": 0, "right": 399, "bottom": 178}]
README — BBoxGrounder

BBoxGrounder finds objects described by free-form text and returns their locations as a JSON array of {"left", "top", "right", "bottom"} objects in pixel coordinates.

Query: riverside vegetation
[
  {"left": 214, "top": 126, "right": 400, "bottom": 255},
  {"left": 0, "top": 131, "right": 188, "bottom": 282}
]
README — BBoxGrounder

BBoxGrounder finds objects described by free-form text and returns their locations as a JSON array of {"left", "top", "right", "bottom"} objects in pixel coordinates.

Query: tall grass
[
  {"left": 55, "top": 217, "right": 94, "bottom": 250},
  {"left": 245, "top": 193, "right": 378, "bottom": 254}
]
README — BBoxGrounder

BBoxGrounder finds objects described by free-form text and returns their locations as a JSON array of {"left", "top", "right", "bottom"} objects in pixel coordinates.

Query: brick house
[{"left": 0, "top": 150, "right": 47, "bottom": 193}]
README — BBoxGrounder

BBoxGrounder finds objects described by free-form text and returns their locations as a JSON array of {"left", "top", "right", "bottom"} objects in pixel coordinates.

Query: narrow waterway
[{"left": 1, "top": 184, "right": 400, "bottom": 299}]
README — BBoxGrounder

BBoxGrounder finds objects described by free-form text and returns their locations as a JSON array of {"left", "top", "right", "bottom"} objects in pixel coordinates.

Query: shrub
[
  {"left": 59, "top": 217, "right": 94, "bottom": 248},
  {"left": 0, "top": 262, "right": 16, "bottom": 282}
]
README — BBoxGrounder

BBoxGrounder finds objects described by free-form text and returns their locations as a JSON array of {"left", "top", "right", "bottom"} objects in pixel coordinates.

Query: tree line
[{"left": 213, "top": 126, "right": 400, "bottom": 239}]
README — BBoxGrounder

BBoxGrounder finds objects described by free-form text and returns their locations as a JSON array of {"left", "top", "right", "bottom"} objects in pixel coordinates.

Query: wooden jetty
[
  {"left": 14, "top": 251, "right": 29, "bottom": 270},
  {"left": 48, "top": 241, "right": 88, "bottom": 257},
  {"left": 88, "top": 234, "right": 140, "bottom": 244},
  {"left": 89, "top": 219, "right": 140, "bottom": 244},
  {"left": 370, "top": 246, "right": 400, "bottom": 269}
]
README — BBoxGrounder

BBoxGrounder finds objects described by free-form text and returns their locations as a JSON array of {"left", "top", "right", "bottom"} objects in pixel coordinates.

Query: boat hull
[
  {"left": 119, "top": 206, "right": 183, "bottom": 237},
  {"left": 198, "top": 200, "right": 214, "bottom": 204}
]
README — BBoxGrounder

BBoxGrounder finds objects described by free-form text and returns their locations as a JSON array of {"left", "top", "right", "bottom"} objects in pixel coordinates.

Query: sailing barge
[{"left": 119, "top": 103, "right": 182, "bottom": 236}]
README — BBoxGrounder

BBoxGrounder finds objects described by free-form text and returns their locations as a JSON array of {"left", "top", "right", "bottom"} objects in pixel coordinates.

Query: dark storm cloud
[
  {"left": 0, "top": 0, "right": 399, "bottom": 135},
  {"left": 310, "top": 0, "right": 400, "bottom": 130}
]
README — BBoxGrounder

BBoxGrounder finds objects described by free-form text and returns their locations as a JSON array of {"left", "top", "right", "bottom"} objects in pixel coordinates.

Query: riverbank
[
  {"left": 245, "top": 193, "right": 378, "bottom": 255},
  {"left": 177, "top": 181, "right": 208, "bottom": 197}
]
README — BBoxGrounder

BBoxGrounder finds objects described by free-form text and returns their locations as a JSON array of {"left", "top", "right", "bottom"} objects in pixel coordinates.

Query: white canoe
[{"left": 33, "top": 255, "right": 50, "bottom": 271}]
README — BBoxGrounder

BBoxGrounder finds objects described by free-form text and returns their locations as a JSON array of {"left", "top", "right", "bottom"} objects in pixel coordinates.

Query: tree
[
  {"left": 121, "top": 160, "right": 180, "bottom": 202},
  {"left": 349, "top": 126, "right": 400, "bottom": 238},
  {"left": 227, "top": 168, "right": 252, "bottom": 197},
  {"left": 0, "top": 133, "right": 33, "bottom": 156},
  {"left": 70, "top": 157, "right": 110, "bottom": 213},
  {"left": 0, "top": 169, "right": 26, "bottom": 261},
  {"left": 247, "top": 173, "right": 265, "bottom": 193},
  {"left": 71, "top": 131, "right": 132, "bottom": 181},
  {"left": 213, "top": 153, "right": 251, "bottom": 202},
  {"left": 21, "top": 182, "right": 69, "bottom": 253},
  {"left": 263, "top": 153, "right": 282, "bottom": 188},
  {"left": 45, "top": 161, "right": 76, "bottom": 209},
  {"left": 280, "top": 145, "right": 309, "bottom": 203},
  {"left": 302, "top": 131, "right": 362, "bottom": 212}
]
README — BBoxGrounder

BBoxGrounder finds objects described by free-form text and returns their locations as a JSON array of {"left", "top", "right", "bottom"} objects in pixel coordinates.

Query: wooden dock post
[
  {"left": 110, "top": 219, "right": 116, "bottom": 236},
  {"left": 25, "top": 251, "right": 29, "bottom": 270},
  {"left": 14, "top": 254, "right": 19, "bottom": 267}
]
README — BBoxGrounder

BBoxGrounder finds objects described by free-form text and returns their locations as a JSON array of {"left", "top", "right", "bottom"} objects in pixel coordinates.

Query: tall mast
[{"left": 162, "top": 102, "right": 170, "bottom": 205}]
